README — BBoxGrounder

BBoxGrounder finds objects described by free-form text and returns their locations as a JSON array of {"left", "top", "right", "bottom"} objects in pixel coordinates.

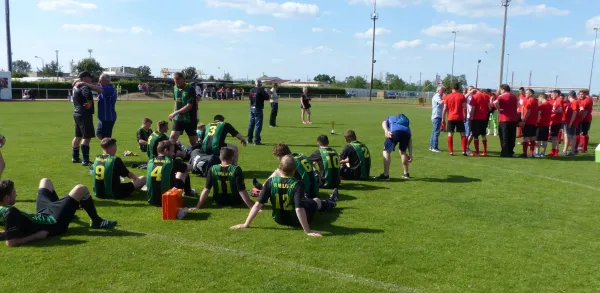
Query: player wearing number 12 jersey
[
  {"left": 146, "top": 141, "right": 192, "bottom": 206},
  {"left": 308, "top": 135, "right": 340, "bottom": 189},
  {"left": 189, "top": 147, "right": 254, "bottom": 210},
  {"left": 231, "top": 155, "right": 339, "bottom": 237},
  {"left": 92, "top": 138, "right": 146, "bottom": 199},
  {"left": 340, "top": 130, "right": 371, "bottom": 180}
]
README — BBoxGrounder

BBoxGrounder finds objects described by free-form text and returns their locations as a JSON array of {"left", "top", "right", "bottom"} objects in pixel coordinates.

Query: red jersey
[
  {"left": 470, "top": 92, "right": 490, "bottom": 120},
  {"left": 563, "top": 100, "right": 580, "bottom": 127},
  {"left": 444, "top": 92, "right": 466, "bottom": 121},
  {"left": 522, "top": 97, "right": 539, "bottom": 125},
  {"left": 496, "top": 93, "right": 518, "bottom": 122},
  {"left": 561, "top": 100, "right": 571, "bottom": 123},
  {"left": 537, "top": 102, "right": 552, "bottom": 127},
  {"left": 550, "top": 98, "right": 564, "bottom": 125},
  {"left": 518, "top": 94, "right": 527, "bottom": 113},
  {"left": 581, "top": 96, "right": 593, "bottom": 123}
]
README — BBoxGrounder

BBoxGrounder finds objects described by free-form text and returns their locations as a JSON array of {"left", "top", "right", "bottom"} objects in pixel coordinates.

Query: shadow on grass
[
  {"left": 414, "top": 175, "right": 481, "bottom": 183},
  {"left": 181, "top": 212, "right": 211, "bottom": 221},
  {"left": 341, "top": 182, "right": 388, "bottom": 191},
  {"left": 25, "top": 228, "right": 146, "bottom": 247},
  {"left": 123, "top": 161, "right": 149, "bottom": 169},
  {"left": 246, "top": 170, "right": 277, "bottom": 180},
  {"left": 277, "top": 125, "right": 320, "bottom": 129},
  {"left": 549, "top": 155, "right": 595, "bottom": 162}
]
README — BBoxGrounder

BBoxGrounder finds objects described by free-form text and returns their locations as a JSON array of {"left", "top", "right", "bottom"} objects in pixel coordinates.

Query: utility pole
[
  {"left": 505, "top": 53, "right": 510, "bottom": 84},
  {"left": 88, "top": 49, "right": 93, "bottom": 58},
  {"left": 451, "top": 30, "right": 458, "bottom": 85},
  {"left": 498, "top": 0, "right": 511, "bottom": 90},
  {"left": 589, "top": 27, "right": 599, "bottom": 90},
  {"left": 368, "top": 0, "right": 378, "bottom": 102},
  {"left": 555, "top": 75, "right": 558, "bottom": 88},
  {"left": 528, "top": 70, "right": 532, "bottom": 87},
  {"left": 476, "top": 59, "right": 481, "bottom": 88},
  {"left": 511, "top": 71, "right": 514, "bottom": 86},
  {"left": 55, "top": 50, "right": 59, "bottom": 81},
  {"left": 5, "top": 0, "right": 12, "bottom": 72}
]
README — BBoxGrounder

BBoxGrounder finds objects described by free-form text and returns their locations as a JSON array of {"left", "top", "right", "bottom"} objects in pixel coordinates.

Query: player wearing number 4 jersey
[
  {"left": 92, "top": 138, "right": 146, "bottom": 199},
  {"left": 231, "top": 155, "right": 339, "bottom": 237},
  {"left": 188, "top": 147, "right": 254, "bottom": 210},
  {"left": 340, "top": 130, "right": 371, "bottom": 180},
  {"left": 308, "top": 135, "right": 340, "bottom": 189},
  {"left": 146, "top": 141, "right": 192, "bottom": 206}
]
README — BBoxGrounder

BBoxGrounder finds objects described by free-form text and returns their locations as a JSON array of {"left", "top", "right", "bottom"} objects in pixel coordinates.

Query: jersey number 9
[
  {"left": 151, "top": 166, "right": 163, "bottom": 182},
  {"left": 95, "top": 165, "right": 105, "bottom": 180}
]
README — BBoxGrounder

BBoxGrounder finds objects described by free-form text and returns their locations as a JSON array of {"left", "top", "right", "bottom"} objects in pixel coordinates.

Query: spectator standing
[
  {"left": 493, "top": 84, "right": 518, "bottom": 157},
  {"left": 269, "top": 83, "right": 279, "bottom": 127},
  {"left": 72, "top": 72, "right": 104, "bottom": 166},
  {"left": 247, "top": 80, "right": 269, "bottom": 145},
  {"left": 429, "top": 86, "right": 444, "bottom": 152},
  {"left": 301, "top": 87, "right": 312, "bottom": 124},
  {"left": 96, "top": 74, "right": 117, "bottom": 139}
]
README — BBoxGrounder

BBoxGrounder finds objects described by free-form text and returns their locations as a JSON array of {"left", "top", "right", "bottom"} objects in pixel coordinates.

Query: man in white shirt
[
  {"left": 464, "top": 86, "right": 476, "bottom": 152},
  {"left": 429, "top": 86, "right": 445, "bottom": 152},
  {"left": 269, "top": 83, "right": 279, "bottom": 127}
]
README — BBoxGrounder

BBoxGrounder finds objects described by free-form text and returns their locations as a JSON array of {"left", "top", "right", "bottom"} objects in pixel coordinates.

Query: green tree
[
  {"left": 38, "top": 60, "right": 62, "bottom": 77},
  {"left": 12, "top": 60, "right": 31, "bottom": 73},
  {"left": 313, "top": 74, "right": 336, "bottom": 84},
  {"left": 135, "top": 65, "right": 152, "bottom": 77},
  {"left": 208, "top": 75, "right": 215, "bottom": 81},
  {"left": 11, "top": 72, "right": 28, "bottom": 78},
  {"left": 441, "top": 74, "right": 468, "bottom": 91},
  {"left": 371, "top": 78, "right": 384, "bottom": 90},
  {"left": 344, "top": 76, "right": 367, "bottom": 89},
  {"left": 223, "top": 72, "right": 232, "bottom": 81},
  {"left": 182, "top": 67, "right": 198, "bottom": 80},
  {"left": 73, "top": 58, "right": 103, "bottom": 77},
  {"left": 384, "top": 73, "right": 406, "bottom": 90},
  {"left": 422, "top": 80, "right": 433, "bottom": 91}
]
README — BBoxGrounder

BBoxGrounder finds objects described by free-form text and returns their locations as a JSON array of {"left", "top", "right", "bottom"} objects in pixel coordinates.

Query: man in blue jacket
[
  {"left": 96, "top": 74, "right": 117, "bottom": 139},
  {"left": 374, "top": 114, "right": 413, "bottom": 180}
]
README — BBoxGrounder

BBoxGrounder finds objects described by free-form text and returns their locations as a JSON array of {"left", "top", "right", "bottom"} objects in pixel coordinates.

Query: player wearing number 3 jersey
[
  {"left": 231, "top": 155, "right": 339, "bottom": 237},
  {"left": 92, "top": 138, "right": 146, "bottom": 199},
  {"left": 308, "top": 135, "right": 340, "bottom": 189},
  {"left": 146, "top": 141, "right": 192, "bottom": 206},
  {"left": 188, "top": 147, "right": 254, "bottom": 210},
  {"left": 199, "top": 115, "right": 247, "bottom": 165}
]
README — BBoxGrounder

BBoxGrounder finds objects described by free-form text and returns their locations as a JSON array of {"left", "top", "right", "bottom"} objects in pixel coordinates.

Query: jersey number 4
[{"left": 151, "top": 166, "right": 163, "bottom": 181}]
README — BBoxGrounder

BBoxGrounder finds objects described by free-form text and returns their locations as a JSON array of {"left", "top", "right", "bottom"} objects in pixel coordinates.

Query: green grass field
[{"left": 1, "top": 100, "right": 599, "bottom": 293}]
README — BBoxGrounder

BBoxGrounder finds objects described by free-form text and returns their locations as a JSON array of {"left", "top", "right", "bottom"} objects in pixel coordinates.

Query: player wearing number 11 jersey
[
  {"left": 308, "top": 135, "right": 340, "bottom": 189},
  {"left": 188, "top": 147, "right": 254, "bottom": 210},
  {"left": 146, "top": 141, "right": 192, "bottom": 206},
  {"left": 231, "top": 155, "right": 339, "bottom": 237}
]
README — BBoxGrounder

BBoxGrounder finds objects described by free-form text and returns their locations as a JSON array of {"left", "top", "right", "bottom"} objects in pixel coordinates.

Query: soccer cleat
[
  {"left": 481, "top": 152, "right": 488, "bottom": 157},
  {"left": 428, "top": 147, "right": 432, "bottom": 151},
  {"left": 141, "top": 185, "right": 148, "bottom": 191},
  {"left": 373, "top": 174, "right": 390, "bottom": 181},
  {"left": 72, "top": 158, "right": 81, "bottom": 163},
  {"left": 431, "top": 148, "right": 441, "bottom": 153},
  {"left": 566, "top": 152, "right": 576, "bottom": 157},
  {"left": 462, "top": 152, "right": 468, "bottom": 157},
  {"left": 81, "top": 161, "right": 92, "bottom": 167},
  {"left": 470, "top": 152, "right": 479, "bottom": 157},
  {"left": 90, "top": 219, "right": 117, "bottom": 229},
  {"left": 402, "top": 173, "right": 410, "bottom": 179},
  {"left": 330, "top": 188, "right": 339, "bottom": 207},
  {"left": 449, "top": 152, "right": 454, "bottom": 156},
  {"left": 252, "top": 177, "right": 263, "bottom": 189}
]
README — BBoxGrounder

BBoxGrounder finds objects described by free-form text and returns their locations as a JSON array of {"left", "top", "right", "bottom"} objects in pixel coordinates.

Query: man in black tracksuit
[{"left": 72, "top": 71, "right": 104, "bottom": 166}]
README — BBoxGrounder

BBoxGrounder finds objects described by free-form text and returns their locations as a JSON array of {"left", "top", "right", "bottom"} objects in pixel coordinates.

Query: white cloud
[
  {"left": 332, "top": 28, "right": 342, "bottom": 33},
  {"left": 312, "top": 27, "right": 324, "bottom": 32},
  {"left": 393, "top": 39, "right": 423, "bottom": 49},
  {"left": 131, "top": 26, "right": 152, "bottom": 34},
  {"left": 347, "top": 0, "right": 421, "bottom": 7},
  {"left": 570, "top": 41, "right": 595, "bottom": 49},
  {"left": 206, "top": 0, "right": 319, "bottom": 18},
  {"left": 366, "top": 41, "right": 387, "bottom": 47},
  {"left": 175, "top": 20, "right": 274, "bottom": 36},
  {"left": 586, "top": 16, "right": 600, "bottom": 31},
  {"left": 421, "top": 21, "right": 500, "bottom": 37},
  {"left": 520, "top": 37, "right": 572, "bottom": 49},
  {"left": 551, "top": 37, "right": 572, "bottom": 45},
  {"left": 426, "top": 41, "right": 492, "bottom": 50},
  {"left": 301, "top": 45, "right": 331, "bottom": 54},
  {"left": 62, "top": 24, "right": 152, "bottom": 34},
  {"left": 37, "top": 0, "right": 97, "bottom": 14},
  {"left": 355, "top": 27, "right": 391, "bottom": 38},
  {"left": 519, "top": 40, "right": 547, "bottom": 49}
]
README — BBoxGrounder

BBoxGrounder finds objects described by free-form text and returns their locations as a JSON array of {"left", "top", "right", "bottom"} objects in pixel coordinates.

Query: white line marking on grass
[
  {"left": 425, "top": 156, "right": 600, "bottom": 191},
  {"left": 141, "top": 232, "right": 419, "bottom": 293}
]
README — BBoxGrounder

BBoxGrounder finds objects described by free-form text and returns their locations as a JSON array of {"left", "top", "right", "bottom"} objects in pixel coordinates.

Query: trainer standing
[
  {"left": 247, "top": 79, "right": 269, "bottom": 145},
  {"left": 72, "top": 72, "right": 103, "bottom": 166},
  {"left": 269, "top": 83, "right": 279, "bottom": 127},
  {"left": 169, "top": 72, "right": 199, "bottom": 147},
  {"left": 493, "top": 84, "right": 518, "bottom": 157},
  {"left": 96, "top": 74, "right": 117, "bottom": 139},
  {"left": 429, "top": 86, "right": 444, "bottom": 152}
]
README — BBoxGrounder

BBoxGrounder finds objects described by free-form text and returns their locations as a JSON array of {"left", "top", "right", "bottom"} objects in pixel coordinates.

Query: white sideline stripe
[
  {"left": 140, "top": 231, "right": 419, "bottom": 293},
  {"left": 425, "top": 156, "right": 600, "bottom": 191}
]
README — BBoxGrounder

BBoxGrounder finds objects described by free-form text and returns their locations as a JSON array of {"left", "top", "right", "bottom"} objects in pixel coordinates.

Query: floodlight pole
[
  {"left": 476, "top": 59, "right": 481, "bottom": 88},
  {"left": 55, "top": 50, "right": 59, "bottom": 81},
  {"left": 5, "top": 0, "right": 12, "bottom": 72},
  {"left": 451, "top": 31, "right": 458, "bottom": 85},
  {"left": 498, "top": 0, "right": 511, "bottom": 90},
  {"left": 589, "top": 27, "right": 599, "bottom": 90},
  {"left": 505, "top": 53, "right": 510, "bottom": 84},
  {"left": 368, "top": 0, "right": 378, "bottom": 102}
]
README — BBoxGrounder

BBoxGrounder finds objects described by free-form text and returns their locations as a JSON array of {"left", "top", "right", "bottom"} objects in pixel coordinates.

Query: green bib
[
  {"left": 269, "top": 176, "right": 299, "bottom": 224},
  {"left": 210, "top": 164, "right": 240, "bottom": 205},
  {"left": 0, "top": 206, "right": 57, "bottom": 225},
  {"left": 202, "top": 122, "right": 225, "bottom": 155},
  {"left": 318, "top": 148, "right": 341, "bottom": 188},
  {"left": 146, "top": 156, "right": 174, "bottom": 206},
  {"left": 350, "top": 141, "right": 371, "bottom": 179},
  {"left": 147, "top": 131, "right": 168, "bottom": 159},
  {"left": 174, "top": 84, "right": 191, "bottom": 122},
  {"left": 93, "top": 154, "right": 116, "bottom": 198},
  {"left": 292, "top": 153, "right": 319, "bottom": 197}
]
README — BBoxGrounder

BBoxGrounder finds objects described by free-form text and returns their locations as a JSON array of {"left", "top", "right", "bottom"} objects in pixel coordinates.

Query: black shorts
[
  {"left": 517, "top": 115, "right": 523, "bottom": 123},
  {"left": 340, "top": 165, "right": 360, "bottom": 180},
  {"left": 301, "top": 103, "right": 311, "bottom": 109},
  {"left": 471, "top": 120, "right": 488, "bottom": 138},
  {"left": 173, "top": 120, "right": 197, "bottom": 136},
  {"left": 447, "top": 120, "right": 466, "bottom": 133},
  {"left": 74, "top": 114, "right": 94, "bottom": 139},
  {"left": 36, "top": 188, "right": 79, "bottom": 236},
  {"left": 523, "top": 124, "right": 537, "bottom": 137},
  {"left": 550, "top": 124, "right": 562, "bottom": 136},
  {"left": 96, "top": 120, "right": 116, "bottom": 139},
  {"left": 536, "top": 126, "right": 550, "bottom": 141},
  {"left": 384, "top": 130, "right": 411, "bottom": 152},
  {"left": 113, "top": 182, "right": 136, "bottom": 199},
  {"left": 563, "top": 124, "right": 577, "bottom": 136},
  {"left": 580, "top": 122, "right": 591, "bottom": 135},
  {"left": 275, "top": 199, "right": 317, "bottom": 227}
]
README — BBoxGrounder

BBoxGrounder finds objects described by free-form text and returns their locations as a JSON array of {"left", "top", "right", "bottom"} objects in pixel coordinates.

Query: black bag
[{"left": 189, "top": 149, "right": 220, "bottom": 177}]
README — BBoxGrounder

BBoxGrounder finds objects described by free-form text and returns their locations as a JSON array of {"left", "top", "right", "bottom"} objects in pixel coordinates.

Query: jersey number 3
[{"left": 208, "top": 125, "right": 217, "bottom": 136}]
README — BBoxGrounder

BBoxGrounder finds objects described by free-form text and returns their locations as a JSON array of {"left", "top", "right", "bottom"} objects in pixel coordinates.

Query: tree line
[{"left": 313, "top": 73, "right": 468, "bottom": 91}]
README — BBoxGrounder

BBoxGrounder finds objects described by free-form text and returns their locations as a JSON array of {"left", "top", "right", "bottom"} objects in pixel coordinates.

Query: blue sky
[{"left": 3, "top": 0, "right": 600, "bottom": 91}]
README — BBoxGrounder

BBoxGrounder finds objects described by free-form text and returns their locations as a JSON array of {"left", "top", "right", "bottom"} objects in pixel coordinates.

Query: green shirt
[
  {"left": 147, "top": 131, "right": 168, "bottom": 159},
  {"left": 206, "top": 164, "right": 246, "bottom": 206},
  {"left": 257, "top": 177, "right": 303, "bottom": 225},
  {"left": 350, "top": 141, "right": 371, "bottom": 179},
  {"left": 174, "top": 84, "right": 197, "bottom": 123},
  {"left": 292, "top": 153, "right": 319, "bottom": 198},
  {"left": 146, "top": 156, "right": 174, "bottom": 206},
  {"left": 137, "top": 127, "right": 153, "bottom": 152}
]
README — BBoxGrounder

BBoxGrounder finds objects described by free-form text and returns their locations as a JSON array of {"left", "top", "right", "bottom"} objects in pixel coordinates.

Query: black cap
[{"left": 78, "top": 71, "right": 93, "bottom": 79}]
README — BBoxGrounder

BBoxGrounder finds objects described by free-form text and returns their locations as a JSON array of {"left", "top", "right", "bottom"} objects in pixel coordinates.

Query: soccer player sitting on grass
[
  {"left": 231, "top": 155, "right": 339, "bottom": 237},
  {"left": 188, "top": 147, "right": 254, "bottom": 210},
  {"left": 0, "top": 178, "right": 117, "bottom": 247},
  {"left": 148, "top": 120, "right": 170, "bottom": 159},
  {"left": 308, "top": 135, "right": 340, "bottom": 189},
  {"left": 136, "top": 117, "right": 153, "bottom": 154},
  {"left": 92, "top": 138, "right": 146, "bottom": 199},
  {"left": 199, "top": 115, "right": 247, "bottom": 165},
  {"left": 375, "top": 114, "right": 413, "bottom": 180},
  {"left": 252, "top": 143, "right": 319, "bottom": 199},
  {"left": 146, "top": 141, "right": 193, "bottom": 207},
  {"left": 339, "top": 130, "right": 371, "bottom": 180}
]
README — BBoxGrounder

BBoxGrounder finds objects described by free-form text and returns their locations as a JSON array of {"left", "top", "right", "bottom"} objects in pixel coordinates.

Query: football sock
[
  {"left": 482, "top": 140, "right": 488, "bottom": 153},
  {"left": 474, "top": 139, "right": 480, "bottom": 153},
  {"left": 522, "top": 143, "right": 528, "bottom": 155},
  {"left": 460, "top": 136, "right": 467, "bottom": 153},
  {"left": 72, "top": 147, "right": 80, "bottom": 160},
  {"left": 81, "top": 144, "right": 90, "bottom": 162},
  {"left": 80, "top": 194, "right": 101, "bottom": 222},
  {"left": 584, "top": 135, "right": 590, "bottom": 151},
  {"left": 447, "top": 136, "right": 454, "bottom": 153},
  {"left": 529, "top": 141, "right": 535, "bottom": 155}
]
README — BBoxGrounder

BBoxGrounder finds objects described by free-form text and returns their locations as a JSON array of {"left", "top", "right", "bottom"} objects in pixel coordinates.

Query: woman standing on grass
[
  {"left": 269, "top": 83, "right": 279, "bottom": 127},
  {"left": 301, "top": 87, "right": 312, "bottom": 124}
]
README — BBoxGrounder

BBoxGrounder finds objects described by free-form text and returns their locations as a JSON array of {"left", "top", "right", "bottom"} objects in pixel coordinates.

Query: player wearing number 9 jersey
[
  {"left": 93, "top": 138, "right": 146, "bottom": 199},
  {"left": 308, "top": 135, "right": 340, "bottom": 189},
  {"left": 189, "top": 147, "right": 254, "bottom": 210},
  {"left": 146, "top": 141, "right": 192, "bottom": 206},
  {"left": 231, "top": 155, "right": 339, "bottom": 237},
  {"left": 339, "top": 130, "right": 371, "bottom": 180}
]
